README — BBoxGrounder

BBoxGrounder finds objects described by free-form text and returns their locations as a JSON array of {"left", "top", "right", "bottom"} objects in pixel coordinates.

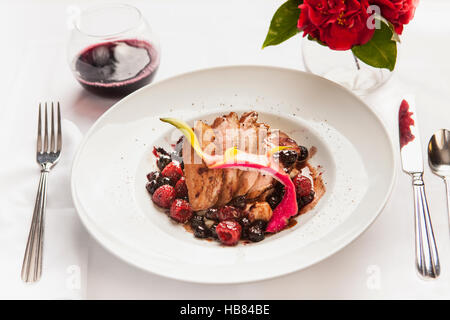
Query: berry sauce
[
  {"left": 73, "top": 39, "right": 159, "bottom": 97},
  {"left": 399, "top": 99, "right": 415, "bottom": 149}
]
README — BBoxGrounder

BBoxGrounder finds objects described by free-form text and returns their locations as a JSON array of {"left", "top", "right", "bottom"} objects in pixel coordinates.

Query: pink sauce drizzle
[{"left": 399, "top": 99, "right": 415, "bottom": 149}]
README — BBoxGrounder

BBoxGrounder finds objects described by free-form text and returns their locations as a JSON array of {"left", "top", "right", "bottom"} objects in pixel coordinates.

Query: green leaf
[
  {"left": 262, "top": 0, "right": 303, "bottom": 49},
  {"left": 351, "top": 21, "right": 397, "bottom": 71}
]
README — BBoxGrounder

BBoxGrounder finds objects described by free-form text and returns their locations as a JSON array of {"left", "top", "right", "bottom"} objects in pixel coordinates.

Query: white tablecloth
[{"left": 1, "top": 0, "right": 449, "bottom": 299}]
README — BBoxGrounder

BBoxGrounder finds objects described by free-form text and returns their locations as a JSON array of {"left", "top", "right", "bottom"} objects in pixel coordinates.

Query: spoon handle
[
  {"left": 444, "top": 178, "right": 450, "bottom": 234},
  {"left": 412, "top": 173, "right": 440, "bottom": 279}
]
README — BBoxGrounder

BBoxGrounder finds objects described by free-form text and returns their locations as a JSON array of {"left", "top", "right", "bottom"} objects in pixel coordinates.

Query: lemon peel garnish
[
  {"left": 268, "top": 145, "right": 292, "bottom": 156},
  {"left": 160, "top": 118, "right": 205, "bottom": 159}
]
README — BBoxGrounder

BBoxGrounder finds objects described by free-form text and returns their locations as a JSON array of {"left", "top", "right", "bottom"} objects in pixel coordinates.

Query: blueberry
[
  {"left": 298, "top": 190, "right": 315, "bottom": 209},
  {"left": 190, "top": 214, "right": 204, "bottom": 229},
  {"left": 230, "top": 196, "right": 246, "bottom": 209},
  {"left": 278, "top": 150, "right": 298, "bottom": 167},
  {"left": 247, "top": 220, "right": 266, "bottom": 242},
  {"left": 298, "top": 146, "right": 309, "bottom": 162},
  {"left": 273, "top": 181, "right": 285, "bottom": 195},
  {"left": 267, "top": 194, "right": 282, "bottom": 209},
  {"left": 209, "top": 223, "right": 218, "bottom": 239},
  {"left": 239, "top": 216, "right": 251, "bottom": 229},
  {"left": 239, "top": 216, "right": 251, "bottom": 239},
  {"left": 194, "top": 224, "right": 210, "bottom": 239},
  {"left": 205, "top": 208, "right": 219, "bottom": 221},
  {"left": 157, "top": 155, "right": 172, "bottom": 171},
  {"left": 301, "top": 191, "right": 315, "bottom": 206}
]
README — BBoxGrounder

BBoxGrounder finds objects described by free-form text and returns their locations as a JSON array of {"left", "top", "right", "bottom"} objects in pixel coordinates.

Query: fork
[{"left": 21, "top": 102, "right": 62, "bottom": 283}]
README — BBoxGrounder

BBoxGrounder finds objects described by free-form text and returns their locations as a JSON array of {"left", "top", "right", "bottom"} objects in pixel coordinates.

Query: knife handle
[{"left": 412, "top": 173, "right": 440, "bottom": 279}]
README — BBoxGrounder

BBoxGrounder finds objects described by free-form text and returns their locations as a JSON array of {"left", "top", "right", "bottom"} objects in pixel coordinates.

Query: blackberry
[
  {"left": 154, "top": 147, "right": 170, "bottom": 156},
  {"left": 159, "top": 176, "right": 173, "bottom": 186},
  {"left": 174, "top": 137, "right": 185, "bottom": 169},
  {"left": 146, "top": 180, "right": 158, "bottom": 195},
  {"left": 170, "top": 151, "right": 183, "bottom": 164},
  {"left": 146, "top": 172, "right": 171, "bottom": 194},
  {"left": 157, "top": 154, "right": 172, "bottom": 171},
  {"left": 174, "top": 136, "right": 184, "bottom": 156},
  {"left": 247, "top": 220, "right": 267, "bottom": 242},
  {"left": 146, "top": 171, "right": 160, "bottom": 182},
  {"left": 298, "top": 146, "right": 309, "bottom": 162}
]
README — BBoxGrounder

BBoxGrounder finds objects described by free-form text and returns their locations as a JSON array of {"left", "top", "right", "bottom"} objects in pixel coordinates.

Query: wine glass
[{"left": 68, "top": 4, "right": 160, "bottom": 98}]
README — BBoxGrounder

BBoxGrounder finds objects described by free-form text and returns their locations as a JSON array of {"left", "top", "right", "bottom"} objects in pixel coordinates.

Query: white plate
[{"left": 71, "top": 66, "right": 396, "bottom": 284}]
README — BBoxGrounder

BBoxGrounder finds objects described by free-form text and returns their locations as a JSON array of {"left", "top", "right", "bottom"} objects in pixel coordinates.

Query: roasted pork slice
[
  {"left": 233, "top": 112, "right": 271, "bottom": 198},
  {"left": 182, "top": 111, "right": 299, "bottom": 210},
  {"left": 183, "top": 121, "right": 223, "bottom": 211},
  {"left": 211, "top": 112, "right": 240, "bottom": 206},
  {"left": 232, "top": 112, "right": 262, "bottom": 197}
]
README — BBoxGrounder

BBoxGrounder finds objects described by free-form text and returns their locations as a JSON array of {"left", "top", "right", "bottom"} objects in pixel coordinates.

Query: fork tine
[
  {"left": 37, "top": 103, "right": 42, "bottom": 153},
  {"left": 43, "top": 103, "right": 48, "bottom": 152},
  {"left": 56, "top": 102, "right": 62, "bottom": 152},
  {"left": 50, "top": 103, "right": 55, "bottom": 152}
]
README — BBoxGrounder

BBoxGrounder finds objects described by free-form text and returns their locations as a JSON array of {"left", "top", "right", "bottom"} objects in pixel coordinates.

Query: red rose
[
  {"left": 298, "top": 0, "right": 375, "bottom": 50},
  {"left": 370, "top": 0, "right": 418, "bottom": 34}
]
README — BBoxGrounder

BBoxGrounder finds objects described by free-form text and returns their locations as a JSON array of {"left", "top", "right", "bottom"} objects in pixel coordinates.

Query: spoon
[{"left": 428, "top": 129, "right": 450, "bottom": 231}]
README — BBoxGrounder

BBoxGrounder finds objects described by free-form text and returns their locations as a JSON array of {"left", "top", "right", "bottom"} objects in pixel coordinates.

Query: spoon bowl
[
  {"left": 428, "top": 128, "right": 450, "bottom": 234},
  {"left": 428, "top": 129, "right": 450, "bottom": 177}
]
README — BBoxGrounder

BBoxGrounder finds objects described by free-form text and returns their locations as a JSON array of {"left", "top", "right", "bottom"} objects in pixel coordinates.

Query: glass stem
[{"left": 352, "top": 52, "right": 361, "bottom": 71}]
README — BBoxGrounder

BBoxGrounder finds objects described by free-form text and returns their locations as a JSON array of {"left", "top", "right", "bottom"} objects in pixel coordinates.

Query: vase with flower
[{"left": 263, "top": 0, "right": 419, "bottom": 95}]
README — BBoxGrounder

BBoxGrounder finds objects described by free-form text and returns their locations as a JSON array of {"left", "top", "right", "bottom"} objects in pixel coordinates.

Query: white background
[{"left": 1, "top": 0, "right": 450, "bottom": 299}]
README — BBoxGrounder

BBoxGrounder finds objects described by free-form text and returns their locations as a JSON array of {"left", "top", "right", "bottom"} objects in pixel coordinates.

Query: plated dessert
[{"left": 145, "top": 111, "right": 325, "bottom": 246}]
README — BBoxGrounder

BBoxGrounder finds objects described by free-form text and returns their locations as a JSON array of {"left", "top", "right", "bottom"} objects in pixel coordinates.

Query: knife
[{"left": 399, "top": 99, "right": 440, "bottom": 279}]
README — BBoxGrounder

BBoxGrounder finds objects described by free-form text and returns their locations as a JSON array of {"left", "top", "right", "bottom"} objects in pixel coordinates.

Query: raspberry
[
  {"left": 169, "top": 199, "right": 193, "bottom": 223},
  {"left": 216, "top": 220, "right": 242, "bottom": 246},
  {"left": 292, "top": 175, "right": 312, "bottom": 197},
  {"left": 175, "top": 177, "right": 188, "bottom": 199},
  {"left": 218, "top": 206, "right": 242, "bottom": 221},
  {"left": 152, "top": 185, "right": 176, "bottom": 208},
  {"left": 161, "top": 161, "right": 183, "bottom": 184}
]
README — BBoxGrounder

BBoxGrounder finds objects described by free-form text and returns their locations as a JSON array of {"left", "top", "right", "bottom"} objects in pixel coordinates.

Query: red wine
[{"left": 74, "top": 39, "right": 159, "bottom": 97}]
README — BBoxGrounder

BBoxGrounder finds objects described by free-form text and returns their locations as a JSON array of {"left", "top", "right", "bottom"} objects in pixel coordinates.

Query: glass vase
[{"left": 301, "top": 38, "right": 393, "bottom": 95}]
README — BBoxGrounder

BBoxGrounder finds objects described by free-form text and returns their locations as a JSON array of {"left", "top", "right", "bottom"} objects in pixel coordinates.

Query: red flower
[
  {"left": 370, "top": 0, "right": 418, "bottom": 34},
  {"left": 298, "top": 0, "right": 375, "bottom": 50}
]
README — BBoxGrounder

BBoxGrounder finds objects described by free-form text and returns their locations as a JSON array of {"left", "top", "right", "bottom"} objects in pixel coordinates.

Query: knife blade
[
  {"left": 398, "top": 99, "right": 440, "bottom": 279},
  {"left": 399, "top": 99, "right": 423, "bottom": 173}
]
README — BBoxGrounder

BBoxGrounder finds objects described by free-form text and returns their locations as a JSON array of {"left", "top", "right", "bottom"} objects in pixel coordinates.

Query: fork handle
[
  {"left": 412, "top": 173, "right": 440, "bottom": 279},
  {"left": 21, "top": 169, "right": 48, "bottom": 282}
]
